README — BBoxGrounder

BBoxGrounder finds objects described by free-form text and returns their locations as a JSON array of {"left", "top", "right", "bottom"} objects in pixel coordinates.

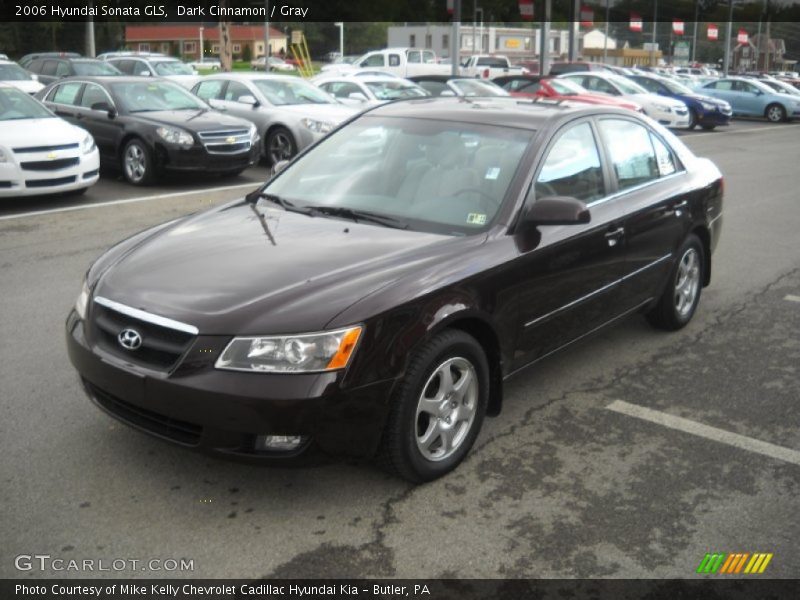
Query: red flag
[
  {"left": 446, "top": 0, "right": 453, "bottom": 15},
  {"left": 580, "top": 6, "right": 594, "bottom": 27},
  {"left": 707, "top": 24, "right": 718, "bottom": 41},
  {"left": 673, "top": 20, "right": 684, "bottom": 35},
  {"left": 519, "top": 0, "right": 534, "bottom": 21},
  {"left": 737, "top": 29, "right": 748, "bottom": 44},
  {"left": 630, "top": 13, "right": 643, "bottom": 33}
]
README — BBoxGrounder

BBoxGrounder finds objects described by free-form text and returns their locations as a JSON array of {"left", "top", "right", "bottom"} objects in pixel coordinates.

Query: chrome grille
[
  {"left": 13, "top": 143, "right": 80, "bottom": 153},
  {"left": 197, "top": 129, "right": 251, "bottom": 154}
]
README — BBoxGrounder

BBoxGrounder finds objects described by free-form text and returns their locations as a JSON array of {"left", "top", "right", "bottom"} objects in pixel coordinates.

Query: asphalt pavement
[{"left": 1, "top": 119, "right": 798, "bottom": 579}]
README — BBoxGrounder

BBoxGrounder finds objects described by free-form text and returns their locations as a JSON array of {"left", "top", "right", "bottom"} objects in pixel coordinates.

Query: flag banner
[
  {"left": 580, "top": 6, "right": 594, "bottom": 27},
  {"left": 519, "top": 0, "right": 534, "bottom": 21},
  {"left": 673, "top": 20, "right": 684, "bottom": 35},
  {"left": 630, "top": 13, "right": 643, "bottom": 32},
  {"left": 708, "top": 24, "right": 718, "bottom": 40},
  {"left": 738, "top": 28, "right": 749, "bottom": 44}
]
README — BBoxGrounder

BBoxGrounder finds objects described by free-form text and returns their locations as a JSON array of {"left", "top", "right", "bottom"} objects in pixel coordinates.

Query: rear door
[
  {"left": 595, "top": 117, "right": 688, "bottom": 309},
  {"left": 42, "top": 81, "right": 84, "bottom": 122}
]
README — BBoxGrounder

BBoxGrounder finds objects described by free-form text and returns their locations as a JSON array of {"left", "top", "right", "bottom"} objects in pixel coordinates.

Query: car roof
[
  {"left": 319, "top": 75, "right": 405, "bottom": 83},
  {"left": 364, "top": 96, "right": 629, "bottom": 130},
  {"left": 44, "top": 76, "right": 180, "bottom": 86},
  {"left": 202, "top": 72, "right": 301, "bottom": 82}
]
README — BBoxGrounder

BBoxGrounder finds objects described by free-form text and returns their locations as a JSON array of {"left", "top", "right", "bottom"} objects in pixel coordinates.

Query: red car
[{"left": 493, "top": 75, "right": 643, "bottom": 112}]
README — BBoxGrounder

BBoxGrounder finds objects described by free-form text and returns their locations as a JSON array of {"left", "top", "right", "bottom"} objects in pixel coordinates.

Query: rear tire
[
  {"left": 647, "top": 234, "right": 705, "bottom": 331},
  {"left": 765, "top": 103, "right": 786, "bottom": 123},
  {"left": 376, "top": 330, "right": 489, "bottom": 483}
]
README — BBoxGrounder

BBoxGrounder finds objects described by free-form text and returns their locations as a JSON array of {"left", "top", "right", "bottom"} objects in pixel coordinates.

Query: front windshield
[
  {"left": 660, "top": 78, "right": 692, "bottom": 94},
  {"left": 253, "top": 78, "right": 334, "bottom": 105},
  {"left": 607, "top": 74, "right": 648, "bottom": 95},
  {"left": 73, "top": 61, "right": 122, "bottom": 76},
  {"left": 0, "top": 86, "right": 53, "bottom": 120},
  {"left": 451, "top": 79, "right": 510, "bottom": 97},
  {"left": 153, "top": 60, "right": 195, "bottom": 76},
  {"left": 263, "top": 116, "right": 532, "bottom": 236},
  {"left": 548, "top": 78, "right": 586, "bottom": 95},
  {"left": 0, "top": 63, "right": 33, "bottom": 81},
  {"left": 110, "top": 81, "right": 208, "bottom": 112},
  {"left": 364, "top": 80, "right": 428, "bottom": 100}
]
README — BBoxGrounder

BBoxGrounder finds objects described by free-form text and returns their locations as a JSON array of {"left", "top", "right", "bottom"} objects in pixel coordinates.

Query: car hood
[
  {"left": 132, "top": 109, "right": 253, "bottom": 133},
  {"left": 0, "top": 116, "right": 85, "bottom": 147},
  {"left": 633, "top": 93, "right": 686, "bottom": 110},
  {"left": 3, "top": 79, "right": 44, "bottom": 94},
  {"left": 93, "top": 200, "right": 474, "bottom": 335},
  {"left": 160, "top": 75, "right": 201, "bottom": 89},
  {"left": 269, "top": 102, "right": 358, "bottom": 123}
]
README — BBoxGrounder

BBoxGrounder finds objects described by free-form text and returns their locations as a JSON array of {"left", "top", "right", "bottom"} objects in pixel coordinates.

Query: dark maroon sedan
[{"left": 67, "top": 98, "right": 723, "bottom": 482}]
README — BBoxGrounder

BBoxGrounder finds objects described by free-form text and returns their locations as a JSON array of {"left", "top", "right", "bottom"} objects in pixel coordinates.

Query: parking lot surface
[{"left": 1, "top": 120, "right": 798, "bottom": 579}]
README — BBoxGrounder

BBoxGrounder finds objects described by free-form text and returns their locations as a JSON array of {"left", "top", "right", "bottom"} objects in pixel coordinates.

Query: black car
[
  {"left": 37, "top": 77, "right": 260, "bottom": 184},
  {"left": 18, "top": 52, "right": 81, "bottom": 68},
  {"left": 25, "top": 57, "right": 121, "bottom": 85},
  {"left": 66, "top": 98, "right": 723, "bottom": 481}
]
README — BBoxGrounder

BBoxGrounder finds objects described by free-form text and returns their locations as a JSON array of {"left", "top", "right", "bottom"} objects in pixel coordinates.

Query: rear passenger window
[
  {"left": 54, "top": 61, "right": 70, "bottom": 77},
  {"left": 194, "top": 80, "right": 223, "bottom": 100},
  {"left": 42, "top": 61, "right": 58, "bottom": 76},
  {"left": 599, "top": 119, "right": 659, "bottom": 190},
  {"left": 51, "top": 82, "right": 83, "bottom": 105},
  {"left": 535, "top": 122, "right": 605, "bottom": 202},
  {"left": 650, "top": 133, "right": 677, "bottom": 176}
]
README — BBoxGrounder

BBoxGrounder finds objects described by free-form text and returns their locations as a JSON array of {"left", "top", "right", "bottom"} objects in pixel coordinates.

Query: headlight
[
  {"left": 0, "top": 148, "right": 8, "bottom": 164},
  {"left": 156, "top": 126, "right": 194, "bottom": 147},
  {"left": 653, "top": 103, "right": 672, "bottom": 113},
  {"left": 301, "top": 118, "right": 334, "bottom": 134},
  {"left": 75, "top": 279, "right": 90, "bottom": 320},
  {"left": 215, "top": 325, "right": 363, "bottom": 373},
  {"left": 699, "top": 101, "right": 716, "bottom": 111},
  {"left": 80, "top": 133, "right": 96, "bottom": 155},
  {"left": 248, "top": 123, "right": 259, "bottom": 142}
]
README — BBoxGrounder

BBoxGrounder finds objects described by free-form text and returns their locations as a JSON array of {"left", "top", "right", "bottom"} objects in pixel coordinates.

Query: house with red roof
[{"left": 125, "top": 25, "right": 286, "bottom": 59}]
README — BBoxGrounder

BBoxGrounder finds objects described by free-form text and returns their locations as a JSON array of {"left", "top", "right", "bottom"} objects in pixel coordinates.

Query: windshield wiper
[
  {"left": 304, "top": 206, "right": 409, "bottom": 230},
  {"left": 248, "top": 191, "right": 317, "bottom": 217}
]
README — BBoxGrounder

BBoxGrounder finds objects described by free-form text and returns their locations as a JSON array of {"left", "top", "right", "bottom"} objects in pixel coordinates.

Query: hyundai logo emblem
[{"left": 118, "top": 328, "right": 143, "bottom": 351}]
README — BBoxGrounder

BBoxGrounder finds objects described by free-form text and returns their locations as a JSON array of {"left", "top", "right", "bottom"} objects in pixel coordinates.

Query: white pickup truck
[
  {"left": 321, "top": 48, "right": 451, "bottom": 78},
  {"left": 460, "top": 55, "right": 527, "bottom": 79}
]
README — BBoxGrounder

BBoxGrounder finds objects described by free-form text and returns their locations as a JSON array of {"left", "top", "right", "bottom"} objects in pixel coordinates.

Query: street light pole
[
  {"left": 199, "top": 26, "right": 204, "bottom": 64},
  {"left": 264, "top": 1, "right": 270, "bottom": 59},
  {"left": 723, "top": 0, "right": 733, "bottom": 75},
  {"left": 335, "top": 22, "right": 344, "bottom": 57},
  {"left": 651, "top": 0, "right": 658, "bottom": 67}
]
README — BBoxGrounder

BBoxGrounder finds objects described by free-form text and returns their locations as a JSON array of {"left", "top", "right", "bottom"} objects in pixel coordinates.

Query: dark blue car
[{"left": 628, "top": 73, "right": 732, "bottom": 130}]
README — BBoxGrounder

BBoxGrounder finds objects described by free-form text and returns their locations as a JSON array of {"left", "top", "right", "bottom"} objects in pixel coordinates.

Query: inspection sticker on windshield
[
  {"left": 484, "top": 167, "right": 501, "bottom": 180},
  {"left": 467, "top": 213, "right": 487, "bottom": 225}
]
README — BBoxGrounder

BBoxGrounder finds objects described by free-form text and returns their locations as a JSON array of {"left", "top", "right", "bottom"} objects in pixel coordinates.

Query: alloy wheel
[
  {"left": 674, "top": 247, "right": 700, "bottom": 318},
  {"left": 414, "top": 357, "right": 479, "bottom": 462},
  {"left": 124, "top": 144, "right": 147, "bottom": 183}
]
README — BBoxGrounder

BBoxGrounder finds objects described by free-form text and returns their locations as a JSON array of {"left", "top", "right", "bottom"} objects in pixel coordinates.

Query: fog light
[{"left": 255, "top": 434, "right": 306, "bottom": 451}]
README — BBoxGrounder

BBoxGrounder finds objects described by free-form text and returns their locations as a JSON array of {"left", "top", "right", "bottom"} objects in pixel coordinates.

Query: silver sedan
[{"left": 192, "top": 73, "right": 358, "bottom": 164}]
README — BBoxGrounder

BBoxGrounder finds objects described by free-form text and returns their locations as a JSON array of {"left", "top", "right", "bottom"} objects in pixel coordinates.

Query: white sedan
[
  {"left": 560, "top": 71, "right": 691, "bottom": 128},
  {"left": 0, "top": 60, "right": 44, "bottom": 94},
  {"left": 313, "top": 75, "right": 428, "bottom": 107},
  {"left": 0, "top": 84, "right": 99, "bottom": 197}
]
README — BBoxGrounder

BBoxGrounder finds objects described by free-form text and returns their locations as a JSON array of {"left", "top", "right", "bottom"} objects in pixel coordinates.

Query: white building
[
  {"left": 387, "top": 24, "right": 613, "bottom": 61},
  {"left": 581, "top": 29, "right": 617, "bottom": 50}
]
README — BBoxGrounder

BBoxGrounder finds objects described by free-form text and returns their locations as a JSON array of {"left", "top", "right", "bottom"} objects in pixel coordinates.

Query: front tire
[
  {"left": 647, "top": 234, "right": 705, "bottom": 331},
  {"left": 701, "top": 124, "right": 717, "bottom": 131},
  {"left": 687, "top": 108, "right": 698, "bottom": 130},
  {"left": 765, "top": 103, "right": 786, "bottom": 123},
  {"left": 265, "top": 127, "right": 297, "bottom": 166},
  {"left": 377, "top": 330, "right": 489, "bottom": 483},
  {"left": 121, "top": 138, "right": 155, "bottom": 185}
]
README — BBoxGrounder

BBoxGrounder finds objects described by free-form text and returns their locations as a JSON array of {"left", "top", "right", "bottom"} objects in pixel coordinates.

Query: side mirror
[
  {"left": 348, "top": 92, "right": 368, "bottom": 102},
  {"left": 238, "top": 94, "right": 259, "bottom": 106},
  {"left": 208, "top": 99, "right": 227, "bottom": 111},
  {"left": 138, "top": 70, "right": 151, "bottom": 77},
  {"left": 523, "top": 196, "right": 591, "bottom": 226},
  {"left": 270, "top": 160, "right": 290, "bottom": 177},
  {"left": 91, "top": 101, "right": 116, "bottom": 119}
]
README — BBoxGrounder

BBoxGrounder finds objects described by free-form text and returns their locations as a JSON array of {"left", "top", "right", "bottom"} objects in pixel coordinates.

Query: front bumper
[
  {"left": 653, "top": 109, "right": 691, "bottom": 128},
  {"left": 66, "top": 311, "right": 396, "bottom": 460},
  {"left": 155, "top": 142, "right": 260, "bottom": 174},
  {"left": 0, "top": 148, "right": 99, "bottom": 198}
]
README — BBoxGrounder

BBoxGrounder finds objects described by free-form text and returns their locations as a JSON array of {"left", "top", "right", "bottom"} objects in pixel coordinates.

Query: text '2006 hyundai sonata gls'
[{"left": 67, "top": 98, "right": 723, "bottom": 482}]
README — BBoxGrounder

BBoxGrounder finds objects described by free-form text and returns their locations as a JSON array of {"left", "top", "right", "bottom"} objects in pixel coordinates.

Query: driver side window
[{"left": 535, "top": 122, "right": 605, "bottom": 202}]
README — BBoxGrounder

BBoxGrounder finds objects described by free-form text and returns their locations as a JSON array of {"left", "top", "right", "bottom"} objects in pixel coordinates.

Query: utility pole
[
  {"left": 603, "top": 0, "right": 609, "bottom": 64},
  {"left": 723, "top": 0, "right": 733, "bottom": 75},
  {"left": 264, "top": 1, "right": 270, "bottom": 58},
  {"left": 450, "top": 0, "right": 461, "bottom": 77},
  {"left": 472, "top": 0, "right": 477, "bottom": 59},
  {"left": 85, "top": 16, "right": 95, "bottom": 57},
  {"left": 651, "top": 0, "right": 658, "bottom": 67},
  {"left": 691, "top": 0, "right": 699, "bottom": 63},
  {"left": 540, "top": 0, "right": 551, "bottom": 76}
]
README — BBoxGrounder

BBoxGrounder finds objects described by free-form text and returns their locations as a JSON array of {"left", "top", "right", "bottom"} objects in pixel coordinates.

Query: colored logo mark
[{"left": 696, "top": 552, "right": 773, "bottom": 574}]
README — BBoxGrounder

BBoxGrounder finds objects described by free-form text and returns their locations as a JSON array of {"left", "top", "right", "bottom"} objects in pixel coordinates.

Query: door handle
[
  {"left": 605, "top": 226, "right": 625, "bottom": 247},
  {"left": 670, "top": 200, "right": 689, "bottom": 216}
]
